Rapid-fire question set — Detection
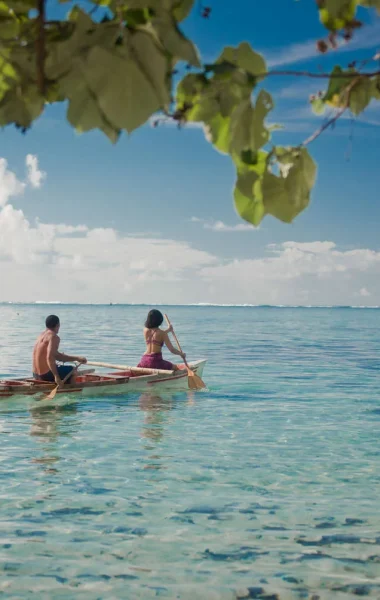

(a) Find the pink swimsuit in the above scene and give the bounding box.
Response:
[137,330,174,370]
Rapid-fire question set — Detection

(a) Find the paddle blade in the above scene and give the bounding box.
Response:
[45,385,58,400]
[188,373,206,390]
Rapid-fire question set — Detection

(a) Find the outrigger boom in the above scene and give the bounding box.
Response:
[0,360,207,400]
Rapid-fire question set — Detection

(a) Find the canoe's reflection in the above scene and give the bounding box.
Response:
[139,392,173,443]
[139,391,195,471]
[29,404,79,474]
[139,391,195,439]
[27,391,196,473]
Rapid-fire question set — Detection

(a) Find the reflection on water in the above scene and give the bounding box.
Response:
[139,392,197,471]
[139,392,173,443]
[29,405,79,474]
[1,305,380,599]
[30,404,78,440]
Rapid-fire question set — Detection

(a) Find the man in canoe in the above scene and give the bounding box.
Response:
[32,315,87,386]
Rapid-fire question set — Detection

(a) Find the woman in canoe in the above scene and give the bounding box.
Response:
[137,309,185,371]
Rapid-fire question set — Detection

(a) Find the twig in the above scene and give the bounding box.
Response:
[345,115,355,162]
[265,69,380,80]
[301,76,360,146]
[36,0,46,95]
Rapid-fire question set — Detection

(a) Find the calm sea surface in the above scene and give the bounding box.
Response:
[0,305,379,599]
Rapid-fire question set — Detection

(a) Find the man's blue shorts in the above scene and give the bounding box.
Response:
[33,365,74,383]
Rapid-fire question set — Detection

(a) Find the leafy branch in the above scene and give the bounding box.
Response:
[0,0,379,228]
[265,68,380,79]
[36,0,46,94]
[302,76,361,145]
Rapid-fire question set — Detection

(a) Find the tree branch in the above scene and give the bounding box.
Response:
[36,0,46,95]
[301,76,360,146]
[265,69,380,79]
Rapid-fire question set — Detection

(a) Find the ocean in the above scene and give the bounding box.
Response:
[0,304,379,599]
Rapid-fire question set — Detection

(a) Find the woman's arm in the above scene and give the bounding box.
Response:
[163,332,185,358]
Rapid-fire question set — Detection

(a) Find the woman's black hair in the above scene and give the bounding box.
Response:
[145,309,164,329]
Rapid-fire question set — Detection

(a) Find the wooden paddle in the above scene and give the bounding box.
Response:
[87,361,174,375]
[45,365,77,401]
[164,314,206,390]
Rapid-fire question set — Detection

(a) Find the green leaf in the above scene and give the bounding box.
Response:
[229,99,252,154]
[0,85,44,129]
[83,42,169,133]
[324,66,354,104]
[233,148,268,176]
[311,96,326,115]
[1,0,35,14]
[240,149,258,165]
[204,113,231,154]
[251,90,273,148]
[319,0,356,30]
[358,0,380,15]
[324,0,356,19]
[0,14,19,39]
[349,78,372,115]
[176,74,218,122]
[217,42,266,78]
[150,9,200,67]
[371,75,380,100]
[128,29,172,108]
[284,149,316,210]
[59,62,120,143]
[176,73,208,104]
[261,172,291,222]
[173,0,195,21]
[262,147,317,223]
[0,51,18,102]
[268,123,284,131]
[45,10,111,79]
[125,8,151,26]
[234,170,264,226]
[235,42,266,77]
[229,90,273,155]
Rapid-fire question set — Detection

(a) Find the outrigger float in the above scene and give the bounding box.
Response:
[0,360,207,400]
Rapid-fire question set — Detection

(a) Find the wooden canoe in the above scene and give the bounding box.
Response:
[0,360,207,400]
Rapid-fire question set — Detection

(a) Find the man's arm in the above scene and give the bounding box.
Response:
[56,350,86,363]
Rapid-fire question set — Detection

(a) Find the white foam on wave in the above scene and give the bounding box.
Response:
[0,302,379,308]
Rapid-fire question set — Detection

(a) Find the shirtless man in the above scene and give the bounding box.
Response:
[32,315,87,386]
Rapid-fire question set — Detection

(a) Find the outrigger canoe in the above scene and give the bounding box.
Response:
[0,360,207,399]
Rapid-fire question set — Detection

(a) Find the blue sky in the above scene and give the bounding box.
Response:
[1,0,380,304]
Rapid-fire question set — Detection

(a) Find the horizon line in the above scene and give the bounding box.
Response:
[1,302,379,309]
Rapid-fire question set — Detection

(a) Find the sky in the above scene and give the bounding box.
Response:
[1,0,380,305]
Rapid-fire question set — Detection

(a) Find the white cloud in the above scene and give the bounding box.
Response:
[0,158,25,207]
[0,154,46,209]
[277,81,321,100]
[54,224,89,234]
[199,242,380,305]
[191,217,256,232]
[280,241,336,253]
[265,21,380,68]
[205,220,255,232]
[1,155,380,306]
[25,154,46,188]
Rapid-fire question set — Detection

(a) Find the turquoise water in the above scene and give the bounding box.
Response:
[0,305,380,599]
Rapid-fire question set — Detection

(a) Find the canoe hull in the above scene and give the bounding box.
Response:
[0,360,207,400]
